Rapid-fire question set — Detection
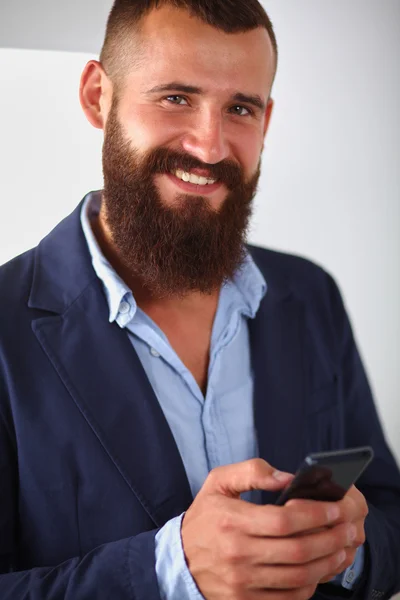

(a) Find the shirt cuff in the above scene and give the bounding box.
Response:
[330,544,365,590]
[155,512,205,600]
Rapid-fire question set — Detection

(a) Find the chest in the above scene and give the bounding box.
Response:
[159,320,212,393]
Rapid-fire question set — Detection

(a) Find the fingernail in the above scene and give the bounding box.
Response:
[348,525,357,543]
[272,470,293,481]
[327,505,340,522]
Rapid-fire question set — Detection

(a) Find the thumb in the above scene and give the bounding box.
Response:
[202,458,294,499]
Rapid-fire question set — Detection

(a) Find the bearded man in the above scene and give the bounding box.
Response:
[0,1,399,599]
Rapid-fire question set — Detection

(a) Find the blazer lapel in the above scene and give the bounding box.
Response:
[249,284,308,504]
[29,195,192,528]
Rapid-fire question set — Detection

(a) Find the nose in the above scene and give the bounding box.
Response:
[181,109,230,165]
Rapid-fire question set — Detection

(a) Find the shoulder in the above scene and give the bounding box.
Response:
[247,244,336,296]
[247,244,347,336]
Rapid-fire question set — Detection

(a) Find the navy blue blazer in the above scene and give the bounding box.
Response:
[0,200,399,600]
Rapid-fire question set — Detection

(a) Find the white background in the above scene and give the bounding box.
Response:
[0,1,399,595]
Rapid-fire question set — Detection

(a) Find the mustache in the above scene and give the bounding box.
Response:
[144,147,244,191]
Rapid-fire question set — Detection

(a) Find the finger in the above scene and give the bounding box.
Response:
[284,489,367,531]
[318,547,357,583]
[338,486,369,523]
[248,549,348,589]
[245,522,358,566]
[202,459,293,499]
[284,494,367,543]
[243,585,318,600]
[238,585,318,600]
[243,500,342,538]
[344,518,365,549]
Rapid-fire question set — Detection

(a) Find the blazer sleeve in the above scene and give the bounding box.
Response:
[315,273,400,600]
[0,405,162,600]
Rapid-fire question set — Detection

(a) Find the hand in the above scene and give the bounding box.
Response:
[181,459,359,600]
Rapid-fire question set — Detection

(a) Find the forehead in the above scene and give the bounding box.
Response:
[125,5,275,97]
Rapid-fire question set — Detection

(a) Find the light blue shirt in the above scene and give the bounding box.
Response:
[81,190,363,598]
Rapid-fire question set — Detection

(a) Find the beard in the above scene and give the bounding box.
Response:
[101,98,261,298]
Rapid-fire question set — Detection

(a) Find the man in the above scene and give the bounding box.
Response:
[0,1,399,598]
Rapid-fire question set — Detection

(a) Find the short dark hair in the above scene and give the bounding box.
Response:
[100,0,278,93]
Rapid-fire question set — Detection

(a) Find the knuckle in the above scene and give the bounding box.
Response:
[218,512,235,533]
[207,466,221,484]
[223,539,243,564]
[247,458,265,478]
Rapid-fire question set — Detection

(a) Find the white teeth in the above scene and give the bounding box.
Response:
[188,173,201,185]
[173,169,217,185]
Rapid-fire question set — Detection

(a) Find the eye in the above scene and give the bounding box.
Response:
[230,105,252,117]
[165,95,188,106]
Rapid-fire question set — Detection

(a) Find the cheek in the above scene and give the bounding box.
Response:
[232,131,263,176]
[120,106,177,151]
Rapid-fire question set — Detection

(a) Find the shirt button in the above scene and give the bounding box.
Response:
[150,347,160,358]
[119,301,130,315]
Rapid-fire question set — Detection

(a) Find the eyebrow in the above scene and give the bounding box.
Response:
[146,82,266,112]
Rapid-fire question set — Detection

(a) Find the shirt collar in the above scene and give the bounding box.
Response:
[80,191,134,324]
[80,190,267,324]
[230,253,267,319]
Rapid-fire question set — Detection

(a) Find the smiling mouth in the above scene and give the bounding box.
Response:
[170,168,218,186]
[164,171,223,196]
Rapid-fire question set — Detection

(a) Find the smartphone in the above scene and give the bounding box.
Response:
[275,446,374,506]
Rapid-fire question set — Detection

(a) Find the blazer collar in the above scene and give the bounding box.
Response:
[28,194,99,313]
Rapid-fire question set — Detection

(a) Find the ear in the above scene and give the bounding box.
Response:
[79,60,112,130]
[263,97,274,139]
